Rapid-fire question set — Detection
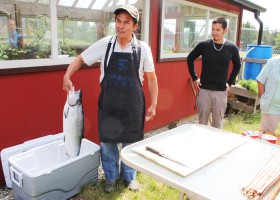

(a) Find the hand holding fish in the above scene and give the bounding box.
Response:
[63,55,85,93]
[63,75,73,93]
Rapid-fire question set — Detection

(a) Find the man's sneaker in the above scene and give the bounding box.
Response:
[127,180,140,192]
[104,180,116,193]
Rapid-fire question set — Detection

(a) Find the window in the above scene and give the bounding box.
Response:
[0,0,51,60]
[159,0,238,60]
[0,0,149,68]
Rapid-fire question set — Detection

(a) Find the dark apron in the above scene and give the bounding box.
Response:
[98,37,145,143]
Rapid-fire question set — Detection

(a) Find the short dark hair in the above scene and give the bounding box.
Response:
[212,17,227,29]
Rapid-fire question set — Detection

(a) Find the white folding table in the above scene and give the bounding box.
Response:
[121,124,280,200]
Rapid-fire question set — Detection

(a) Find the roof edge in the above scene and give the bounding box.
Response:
[232,0,266,13]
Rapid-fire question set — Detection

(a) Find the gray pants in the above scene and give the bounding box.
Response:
[260,113,280,133]
[196,89,227,129]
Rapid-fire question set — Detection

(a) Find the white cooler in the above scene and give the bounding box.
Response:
[1,134,100,200]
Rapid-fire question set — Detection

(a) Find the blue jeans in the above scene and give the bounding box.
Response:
[100,142,136,183]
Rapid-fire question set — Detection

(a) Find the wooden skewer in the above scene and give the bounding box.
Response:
[257,170,280,194]
[253,177,280,200]
[245,154,280,189]
[250,166,274,190]
[247,161,278,191]
[267,180,280,200]
[255,167,280,192]
[257,168,280,193]
[243,153,280,198]
[256,163,280,192]
[255,167,280,195]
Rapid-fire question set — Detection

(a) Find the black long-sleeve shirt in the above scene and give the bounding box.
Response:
[187,39,241,91]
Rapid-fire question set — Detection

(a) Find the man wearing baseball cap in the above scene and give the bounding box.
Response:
[63,4,158,193]
[114,4,140,23]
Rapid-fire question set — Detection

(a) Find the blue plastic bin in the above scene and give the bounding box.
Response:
[243,45,272,80]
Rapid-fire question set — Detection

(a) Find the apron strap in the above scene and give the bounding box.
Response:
[103,36,142,86]
[133,40,141,67]
[104,36,114,74]
[132,39,142,86]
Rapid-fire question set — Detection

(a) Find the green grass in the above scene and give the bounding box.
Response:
[73,173,182,200]
[223,111,279,134]
[223,111,262,134]
[73,111,279,200]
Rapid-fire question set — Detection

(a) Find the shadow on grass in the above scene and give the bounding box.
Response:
[72,173,184,200]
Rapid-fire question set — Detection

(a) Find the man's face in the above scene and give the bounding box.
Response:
[211,23,227,42]
[9,21,16,31]
[115,12,138,39]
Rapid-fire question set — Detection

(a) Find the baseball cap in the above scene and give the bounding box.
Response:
[114,4,139,22]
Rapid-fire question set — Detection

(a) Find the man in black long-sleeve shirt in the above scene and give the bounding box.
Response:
[187,16,241,128]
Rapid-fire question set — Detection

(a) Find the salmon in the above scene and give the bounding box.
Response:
[63,87,84,158]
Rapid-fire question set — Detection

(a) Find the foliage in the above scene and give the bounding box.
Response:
[242,21,256,29]
[241,22,280,55]
[241,22,257,50]
[237,79,258,95]
[0,44,8,60]
[274,32,280,54]
[23,16,51,59]
[0,16,77,60]
[262,29,275,47]
[59,41,77,57]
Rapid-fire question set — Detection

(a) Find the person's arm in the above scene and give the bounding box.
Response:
[145,71,158,121]
[257,81,265,97]
[256,59,272,98]
[63,55,84,92]
[227,45,241,86]
[9,31,18,48]
[187,43,203,82]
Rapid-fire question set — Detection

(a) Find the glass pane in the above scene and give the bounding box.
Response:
[0,0,51,60]
[162,1,207,55]
[75,0,92,9]
[57,0,75,7]
[91,0,107,10]
[160,0,238,59]
[57,19,96,56]
[184,7,207,52]
[209,12,237,43]
[57,0,145,56]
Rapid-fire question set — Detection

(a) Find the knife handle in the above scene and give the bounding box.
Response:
[146,146,163,156]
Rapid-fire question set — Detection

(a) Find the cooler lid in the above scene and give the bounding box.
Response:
[0,133,64,188]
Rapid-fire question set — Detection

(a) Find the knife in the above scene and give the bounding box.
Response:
[146,145,189,168]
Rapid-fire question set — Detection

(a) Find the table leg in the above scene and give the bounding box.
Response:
[179,192,184,200]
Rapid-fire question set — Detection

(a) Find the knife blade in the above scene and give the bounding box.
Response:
[146,145,189,168]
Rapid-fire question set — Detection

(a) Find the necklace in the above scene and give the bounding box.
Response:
[212,39,226,51]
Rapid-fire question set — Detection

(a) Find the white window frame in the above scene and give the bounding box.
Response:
[159,0,238,60]
[0,0,150,69]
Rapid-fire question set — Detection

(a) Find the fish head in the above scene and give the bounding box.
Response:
[68,87,82,106]
[75,90,82,105]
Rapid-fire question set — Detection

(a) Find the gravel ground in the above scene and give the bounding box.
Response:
[0,115,198,200]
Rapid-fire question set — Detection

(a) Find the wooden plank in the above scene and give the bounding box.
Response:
[229,85,258,99]
[228,99,254,113]
[238,58,267,80]
[227,99,259,114]
[243,58,268,64]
